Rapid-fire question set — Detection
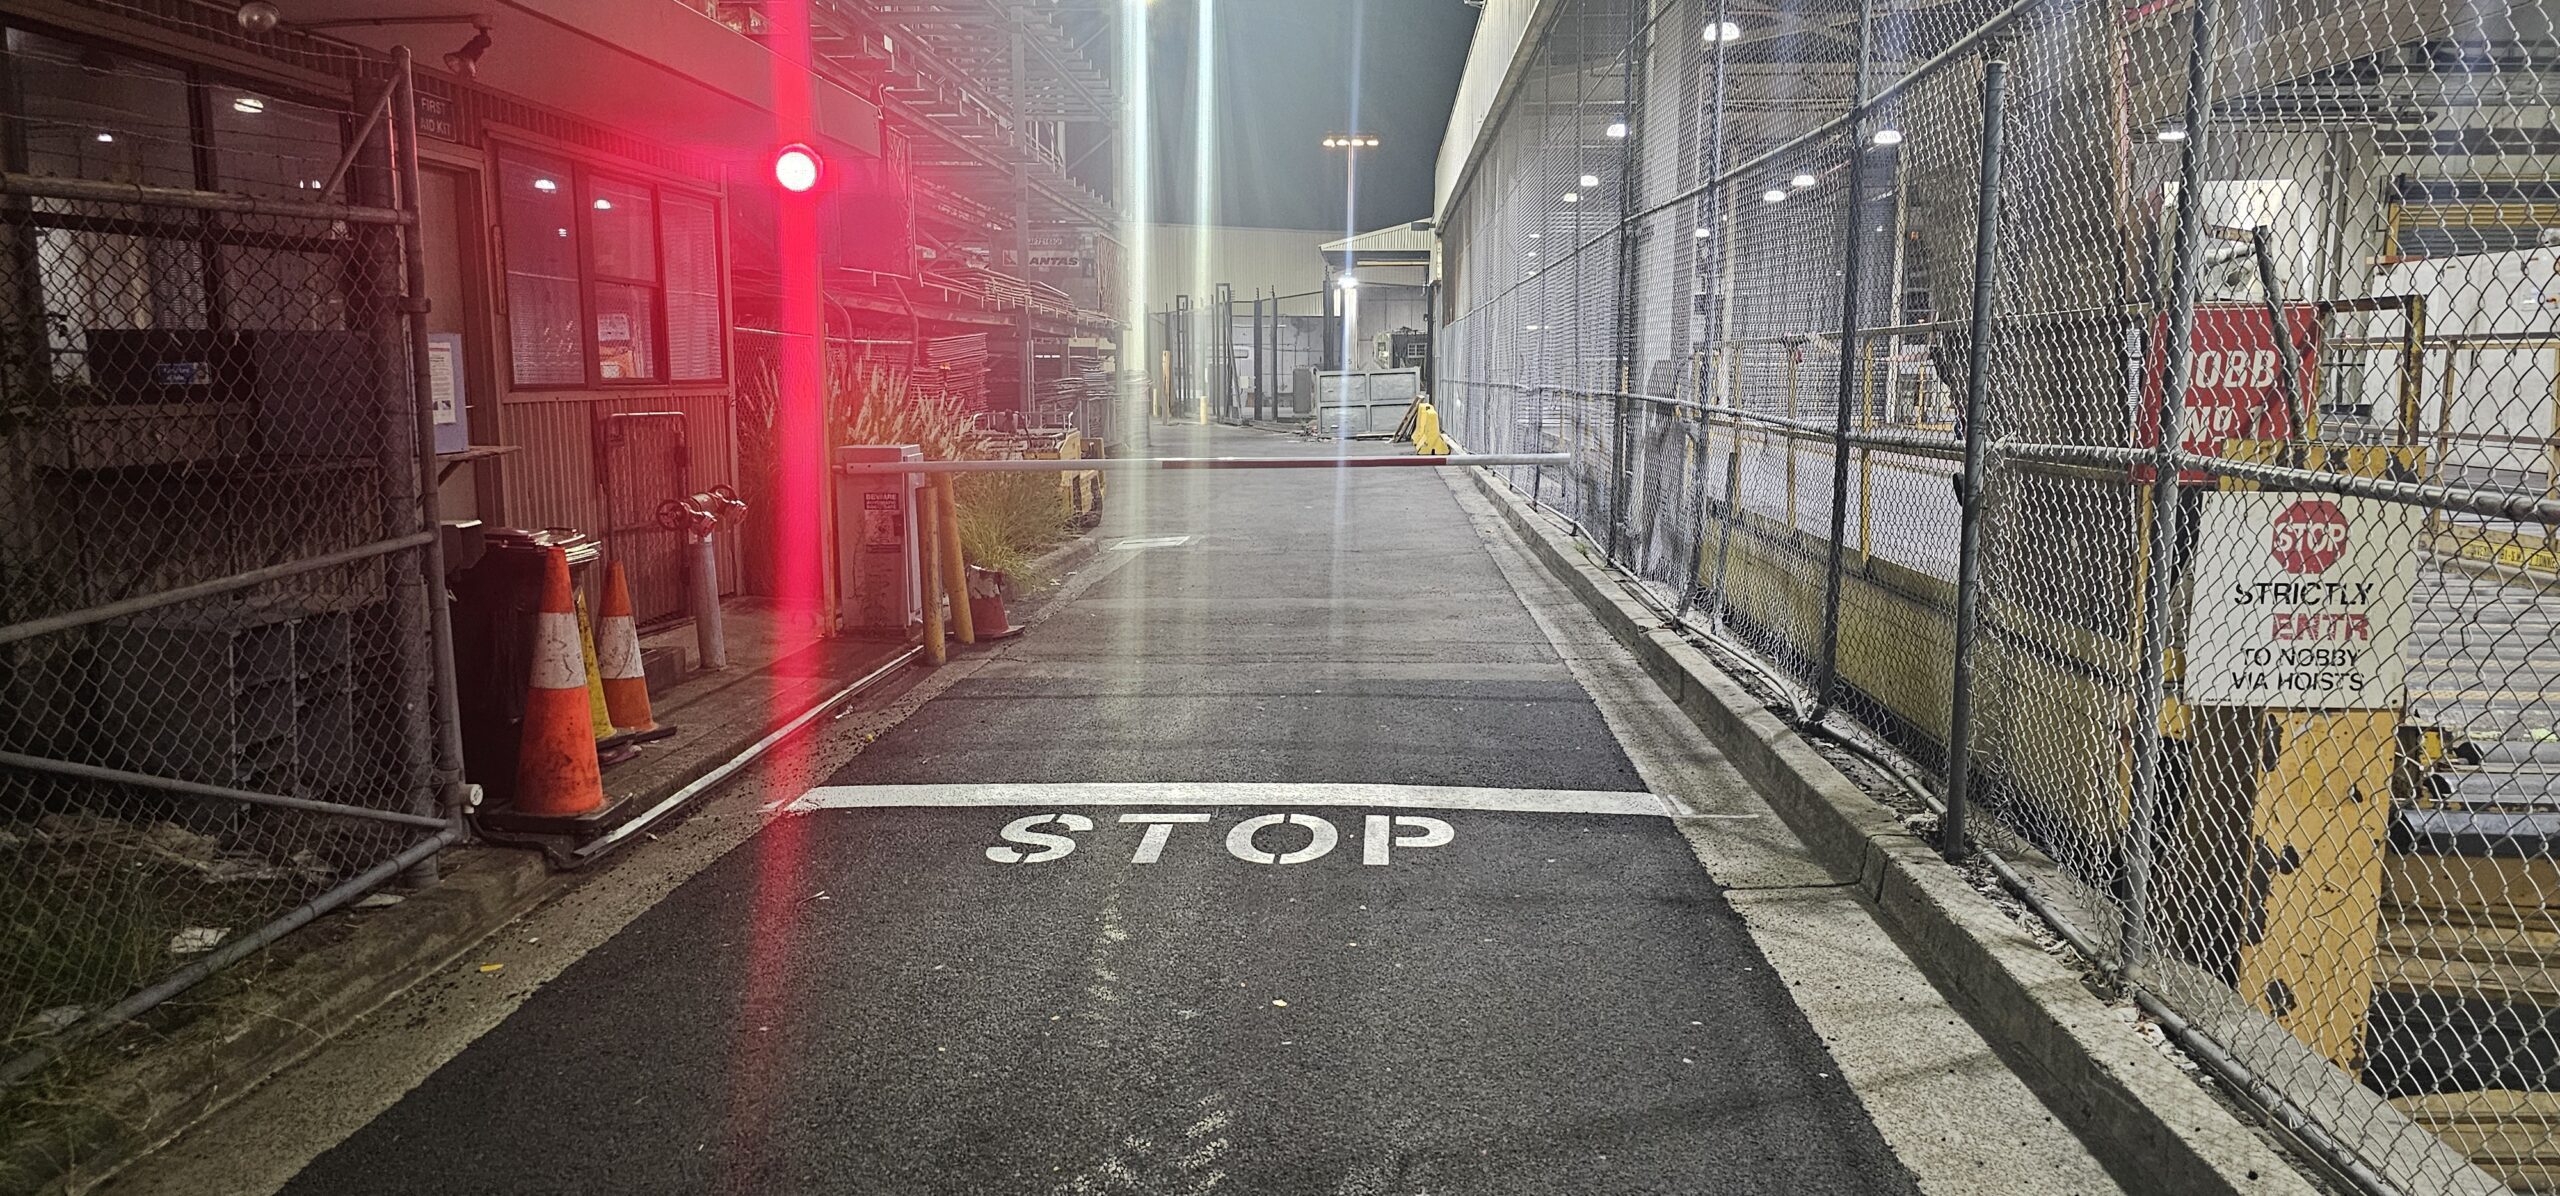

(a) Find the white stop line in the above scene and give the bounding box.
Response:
[782,782,1669,818]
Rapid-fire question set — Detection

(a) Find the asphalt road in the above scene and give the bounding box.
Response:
[274,426,1928,1194]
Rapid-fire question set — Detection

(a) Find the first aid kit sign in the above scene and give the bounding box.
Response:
[2185,492,2419,708]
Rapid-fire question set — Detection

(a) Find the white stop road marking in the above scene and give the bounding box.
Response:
[784,782,1670,818]
[984,810,1457,866]
[784,783,1664,868]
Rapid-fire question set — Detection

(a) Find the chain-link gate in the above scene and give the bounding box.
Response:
[1439,0,2560,1190]
[0,42,462,1085]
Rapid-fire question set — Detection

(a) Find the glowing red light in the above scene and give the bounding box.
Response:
[773,144,822,193]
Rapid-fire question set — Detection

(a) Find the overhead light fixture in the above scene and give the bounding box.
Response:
[231,95,265,114]
[1871,127,1904,146]
[1337,274,1360,290]
[1579,173,1599,188]
[1703,20,1742,42]
[593,198,614,210]
[444,24,493,78]
[1792,172,1817,188]
[1606,121,1628,139]
[94,131,114,143]
[1323,137,1339,148]
[532,177,558,193]
[1527,232,1541,239]
[1762,188,1787,203]
[1694,227,1710,238]
[2155,127,2188,142]
[1563,192,1580,203]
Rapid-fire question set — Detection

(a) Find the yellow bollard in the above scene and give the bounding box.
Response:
[1412,400,1452,456]
[934,475,975,645]
[917,478,946,667]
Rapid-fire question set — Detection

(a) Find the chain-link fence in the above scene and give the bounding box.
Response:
[0,41,462,1087]
[1439,0,2559,1190]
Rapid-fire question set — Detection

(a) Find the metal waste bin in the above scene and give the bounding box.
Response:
[449,529,600,809]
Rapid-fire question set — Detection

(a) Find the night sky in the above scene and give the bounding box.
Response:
[1145,0,1480,233]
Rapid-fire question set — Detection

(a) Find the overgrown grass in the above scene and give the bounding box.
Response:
[954,471,1073,578]
[738,359,1083,583]
[0,855,168,1052]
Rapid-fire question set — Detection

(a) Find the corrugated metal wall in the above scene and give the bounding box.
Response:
[1142,225,1333,310]
[497,392,743,614]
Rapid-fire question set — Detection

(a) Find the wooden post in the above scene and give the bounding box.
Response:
[918,477,946,666]
[935,475,975,644]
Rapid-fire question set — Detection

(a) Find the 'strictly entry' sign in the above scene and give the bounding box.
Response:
[2185,492,2419,709]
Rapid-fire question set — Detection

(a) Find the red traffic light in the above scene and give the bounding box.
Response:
[773,144,822,193]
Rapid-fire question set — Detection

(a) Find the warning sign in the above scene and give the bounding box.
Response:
[862,490,905,553]
[2134,304,2322,485]
[2185,492,2419,709]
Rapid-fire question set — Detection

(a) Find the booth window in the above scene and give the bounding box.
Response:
[662,194,722,381]
[497,146,723,388]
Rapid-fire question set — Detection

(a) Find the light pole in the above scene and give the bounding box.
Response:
[1321,134,1379,372]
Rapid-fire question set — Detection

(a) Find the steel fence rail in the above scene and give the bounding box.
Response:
[0,751,454,831]
[0,532,436,648]
[0,826,465,1087]
[832,452,1571,473]
[1996,443,2560,526]
[0,171,415,225]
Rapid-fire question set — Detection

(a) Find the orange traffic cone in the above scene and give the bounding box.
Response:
[513,547,605,818]
[966,565,1025,641]
[596,561,668,739]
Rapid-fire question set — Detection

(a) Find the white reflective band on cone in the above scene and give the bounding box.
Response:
[529,611,588,690]
[597,615,645,680]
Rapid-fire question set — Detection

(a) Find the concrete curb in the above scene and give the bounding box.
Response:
[1459,466,2325,1196]
[1018,526,1105,595]
[8,530,1117,1195]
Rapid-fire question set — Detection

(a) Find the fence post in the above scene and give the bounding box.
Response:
[1810,0,1876,723]
[1680,0,1736,621]
[391,50,468,837]
[1941,58,2010,863]
[1708,351,1745,623]
[1605,3,1648,567]
[2125,0,2221,975]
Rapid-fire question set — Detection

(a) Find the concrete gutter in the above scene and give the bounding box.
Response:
[6,528,1104,1195]
[1459,464,2328,1196]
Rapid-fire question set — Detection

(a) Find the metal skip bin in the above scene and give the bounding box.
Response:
[834,445,924,637]
[1313,368,1422,439]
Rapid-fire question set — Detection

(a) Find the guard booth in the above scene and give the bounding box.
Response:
[833,445,926,637]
